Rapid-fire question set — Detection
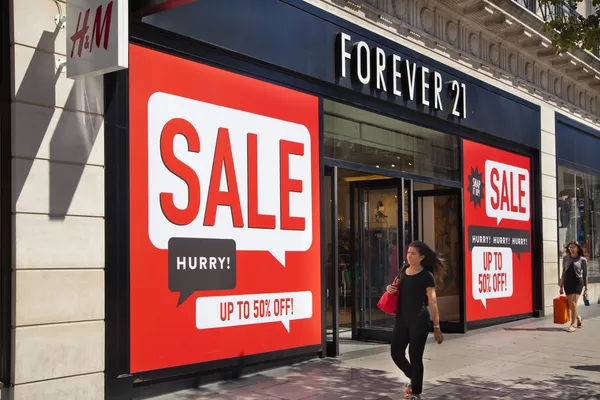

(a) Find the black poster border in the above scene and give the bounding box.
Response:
[460,139,543,328]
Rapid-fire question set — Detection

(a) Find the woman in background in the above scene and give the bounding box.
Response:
[559,241,588,333]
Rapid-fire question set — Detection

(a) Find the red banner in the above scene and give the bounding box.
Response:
[129,44,322,372]
[462,140,533,322]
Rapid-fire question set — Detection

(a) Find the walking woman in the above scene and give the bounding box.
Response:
[559,241,588,333]
[386,241,445,399]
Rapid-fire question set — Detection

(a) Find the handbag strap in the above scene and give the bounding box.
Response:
[394,264,408,286]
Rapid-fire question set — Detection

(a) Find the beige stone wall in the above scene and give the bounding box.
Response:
[539,106,559,316]
[10,0,105,398]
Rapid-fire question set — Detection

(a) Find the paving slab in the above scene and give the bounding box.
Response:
[141,304,600,400]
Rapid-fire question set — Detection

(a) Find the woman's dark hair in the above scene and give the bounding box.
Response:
[564,241,585,257]
[408,241,447,286]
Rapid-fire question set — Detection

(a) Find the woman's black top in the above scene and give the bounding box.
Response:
[562,255,587,295]
[396,267,435,322]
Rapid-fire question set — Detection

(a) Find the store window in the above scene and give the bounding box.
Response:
[324,100,460,182]
[557,166,600,278]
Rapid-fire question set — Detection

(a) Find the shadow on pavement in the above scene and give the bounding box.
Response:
[570,365,600,373]
[146,359,600,400]
[503,327,567,332]
[429,373,600,399]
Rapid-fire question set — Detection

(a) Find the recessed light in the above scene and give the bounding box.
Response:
[391,164,395,167]
[376,165,380,168]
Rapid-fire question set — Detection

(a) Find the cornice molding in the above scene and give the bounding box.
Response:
[313,0,600,125]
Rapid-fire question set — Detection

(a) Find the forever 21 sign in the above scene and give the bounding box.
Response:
[336,33,467,119]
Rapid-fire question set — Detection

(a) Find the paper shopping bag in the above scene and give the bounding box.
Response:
[553,296,569,324]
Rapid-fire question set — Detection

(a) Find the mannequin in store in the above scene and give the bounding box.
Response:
[557,190,571,229]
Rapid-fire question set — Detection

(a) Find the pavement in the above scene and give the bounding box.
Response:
[145,305,600,399]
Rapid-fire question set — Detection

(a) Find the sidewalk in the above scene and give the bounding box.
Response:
[146,305,600,400]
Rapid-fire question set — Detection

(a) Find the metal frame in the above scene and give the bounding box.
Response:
[413,188,466,333]
[349,179,402,341]
[0,0,11,391]
[325,158,462,189]
[319,98,327,358]
[324,166,340,356]
[105,70,134,399]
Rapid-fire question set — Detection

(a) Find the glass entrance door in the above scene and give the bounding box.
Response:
[413,188,465,333]
[351,179,403,341]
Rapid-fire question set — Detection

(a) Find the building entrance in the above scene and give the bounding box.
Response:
[325,168,464,355]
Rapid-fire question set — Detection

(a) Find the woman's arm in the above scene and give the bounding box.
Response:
[427,287,440,327]
[427,287,443,344]
[582,258,588,290]
[559,257,567,287]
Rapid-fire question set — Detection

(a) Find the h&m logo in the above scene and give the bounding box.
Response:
[70,1,113,59]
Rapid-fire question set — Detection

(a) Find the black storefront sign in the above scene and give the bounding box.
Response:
[142,0,540,149]
[336,32,467,119]
[556,113,600,175]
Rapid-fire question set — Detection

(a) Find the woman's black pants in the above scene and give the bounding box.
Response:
[390,313,430,395]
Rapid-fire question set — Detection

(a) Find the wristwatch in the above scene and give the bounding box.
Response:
[433,324,440,330]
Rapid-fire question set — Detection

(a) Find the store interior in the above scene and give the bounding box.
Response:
[322,99,462,344]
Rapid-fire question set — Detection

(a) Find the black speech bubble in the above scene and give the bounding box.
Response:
[467,226,530,259]
[168,237,236,307]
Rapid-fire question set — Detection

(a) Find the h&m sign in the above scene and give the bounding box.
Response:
[66,0,128,78]
[336,32,467,119]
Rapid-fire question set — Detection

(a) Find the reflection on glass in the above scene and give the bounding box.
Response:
[557,166,600,278]
[360,187,399,329]
[332,170,389,331]
[323,100,460,182]
[414,185,460,322]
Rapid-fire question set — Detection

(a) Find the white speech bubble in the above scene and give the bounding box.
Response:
[485,160,530,225]
[147,92,313,266]
[471,246,513,309]
[195,291,313,332]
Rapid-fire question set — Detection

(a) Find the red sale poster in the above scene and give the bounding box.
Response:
[462,140,533,322]
[129,44,321,373]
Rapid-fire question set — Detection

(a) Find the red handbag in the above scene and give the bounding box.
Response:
[377,266,406,315]
[377,281,398,315]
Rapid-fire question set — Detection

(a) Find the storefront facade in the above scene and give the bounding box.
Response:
[5,0,600,398]
[555,114,600,299]
[104,0,543,396]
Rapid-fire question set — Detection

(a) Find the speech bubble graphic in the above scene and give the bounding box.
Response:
[147,92,313,267]
[168,237,236,306]
[485,160,530,225]
[471,246,513,309]
[195,291,313,332]
[468,226,530,259]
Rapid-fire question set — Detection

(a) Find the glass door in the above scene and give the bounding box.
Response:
[351,179,403,341]
[413,188,465,333]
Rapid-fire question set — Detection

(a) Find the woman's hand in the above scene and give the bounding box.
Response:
[386,284,397,294]
[434,327,444,344]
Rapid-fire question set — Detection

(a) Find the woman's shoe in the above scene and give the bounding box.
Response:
[403,383,412,398]
[577,316,583,328]
[567,325,576,332]
[408,395,421,400]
